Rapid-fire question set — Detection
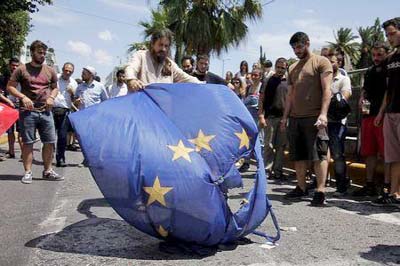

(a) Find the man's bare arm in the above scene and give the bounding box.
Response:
[7,80,34,110]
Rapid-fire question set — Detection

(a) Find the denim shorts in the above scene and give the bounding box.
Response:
[20,110,56,144]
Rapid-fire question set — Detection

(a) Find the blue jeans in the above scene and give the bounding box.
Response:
[328,122,349,192]
[53,108,70,163]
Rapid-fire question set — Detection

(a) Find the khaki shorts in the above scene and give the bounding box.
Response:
[383,113,400,163]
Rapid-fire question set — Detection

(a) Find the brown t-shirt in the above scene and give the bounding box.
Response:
[10,63,58,104]
[288,53,332,118]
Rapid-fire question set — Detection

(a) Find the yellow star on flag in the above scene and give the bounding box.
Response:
[189,129,216,152]
[157,225,168,238]
[167,140,195,162]
[235,128,250,149]
[143,176,173,206]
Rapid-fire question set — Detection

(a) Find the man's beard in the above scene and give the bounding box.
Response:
[196,68,206,75]
[151,50,167,63]
[183,68,193,74]
[33,56,45,65]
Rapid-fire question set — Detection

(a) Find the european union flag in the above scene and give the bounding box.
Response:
[69,83,279,246]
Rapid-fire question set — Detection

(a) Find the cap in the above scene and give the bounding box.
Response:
[83,66,96,76]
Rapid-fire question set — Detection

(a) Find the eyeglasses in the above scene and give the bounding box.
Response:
[233,81,240,84]
[251,74,260,77]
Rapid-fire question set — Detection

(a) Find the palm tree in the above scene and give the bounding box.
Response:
[328,27,360,69]
[357,18,385,68]
[357,26,374,68]
[131,0,263,64]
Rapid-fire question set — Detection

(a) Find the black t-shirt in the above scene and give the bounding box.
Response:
[362,64,387,116]
[385,51,400,113]
[192,72,227,85]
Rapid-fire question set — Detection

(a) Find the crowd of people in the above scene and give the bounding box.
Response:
[0,17,399,208]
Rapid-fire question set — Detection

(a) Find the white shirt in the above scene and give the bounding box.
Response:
[331,72,352,124]
[125,50,200,84]
[108,82,128,98]
[55,74,78,109]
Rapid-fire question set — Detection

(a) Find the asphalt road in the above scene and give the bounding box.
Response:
[0,144,399,266]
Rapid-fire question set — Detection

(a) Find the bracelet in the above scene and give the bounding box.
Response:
[49,95,56,100]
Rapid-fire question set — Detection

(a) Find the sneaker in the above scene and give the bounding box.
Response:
[311,191,326,206]
[42,169,64,181]
[21,171,33,184]
[285,186,308,199]
[371,194,398,207]
[352,184,377,197]
[238,163,250,173]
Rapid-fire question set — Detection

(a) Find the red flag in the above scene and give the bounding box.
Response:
[0,103,19,135]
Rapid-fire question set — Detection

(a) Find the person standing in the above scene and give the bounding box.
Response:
[0,57,22,159]
[108,69,128,98]
[259,58,288,180]
[181,55,195,75]
[53,62,78,167]
[192,54,227,85]
[353,42,390,198]
[281,32,333,206]
[75,66,108,110]
[326,55,352,196]
[7,40,63,184]
[239,67,263,172]
[372,17,400,206]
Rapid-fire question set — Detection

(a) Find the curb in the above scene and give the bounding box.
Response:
[0,134,7,145]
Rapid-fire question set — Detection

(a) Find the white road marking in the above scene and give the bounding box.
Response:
[38,199,68,234]
[337,208,400,226]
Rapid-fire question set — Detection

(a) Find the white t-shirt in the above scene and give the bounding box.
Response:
[331,72,352,124]
[108,82,128,98]
[55,74,78,109]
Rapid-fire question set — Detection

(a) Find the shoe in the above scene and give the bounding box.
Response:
[42,169,64,181]
[307,181,317,190]
[285,186,308,199]
[56,161,67,167]
[311,191,326,206]
[352,183,377,197]
[21,171,33,184]
[66,144,79,151]
[238,163,250,173]
[371,194,399,207]
[332,190,348,198]
[0,155,6,161]
[78,159,89,168]
[5,152,15,159]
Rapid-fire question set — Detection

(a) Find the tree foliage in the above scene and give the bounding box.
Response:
[132,0,263,64]
[328,27,360,68]
[329,18,387,70]
[0,0,52,14]
[356,18,385,68]
[0,0,52,71]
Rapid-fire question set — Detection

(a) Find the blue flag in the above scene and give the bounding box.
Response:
[69,83,279,246]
